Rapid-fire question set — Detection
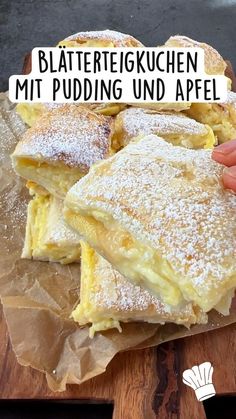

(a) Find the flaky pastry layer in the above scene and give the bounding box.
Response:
[16,103,127,128]
[72,242,207,336]
[64,135,236,312]
[185,91,236,143]
[113,107,216,150]
[58,29,144,48]
[12,105,113,198]
[23,194,81,264]
[163,35,227,76]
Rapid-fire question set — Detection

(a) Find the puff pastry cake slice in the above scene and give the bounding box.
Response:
[17,29,139,127]
[163,35,227,76]
[60,30,190,113]
[16,102,127,128]
[22,194,81,264]
[58,29,144,48]
[12,105,113,198]
[185,91,236,143]
[64,135,236,312]
[113,107,216,150]
[72,241,207,336]
[16,103,48,127]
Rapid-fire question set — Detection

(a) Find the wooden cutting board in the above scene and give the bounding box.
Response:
[0,55,235,419]
[0,304,235,419]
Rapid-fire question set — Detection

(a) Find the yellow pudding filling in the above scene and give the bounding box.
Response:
[13,158,84,198]
[26,181,49,196]
[16,102,126,127]
[88,103,126,116]
[16,103,46,127]
[72,242,206,337]
[72,242,122,336]
[64,206,236,313]
[113,109,216,150]
[185,100,236,143]
[23,194,81,264]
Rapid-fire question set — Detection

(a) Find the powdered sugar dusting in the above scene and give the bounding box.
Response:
[164,35,226,75]
[225,90,236,105]
[121,107,207,140]
[46,197,81,244]
[64,29,143,46]
[14,105,112,170]
[92,252,197,319]
[69,135,236,296]
[0,108,26,162]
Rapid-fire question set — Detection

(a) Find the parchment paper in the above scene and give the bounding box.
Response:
[0,92,235,392]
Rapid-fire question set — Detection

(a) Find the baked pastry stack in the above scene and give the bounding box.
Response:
[73,241,207,336]
[162,35,236,143]
[16,29,143,127]
[12,104,113,264]
[113,107,215,150]
[12,31,236,336]
[185,91,236,143]
[64,135,236,334]
[12,105,113,198]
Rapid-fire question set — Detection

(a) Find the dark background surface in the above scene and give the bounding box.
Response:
[0,0,236,91]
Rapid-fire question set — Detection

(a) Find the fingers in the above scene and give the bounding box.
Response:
[212,139,236,166]
[211,139,236,191]
[222,166,236,192]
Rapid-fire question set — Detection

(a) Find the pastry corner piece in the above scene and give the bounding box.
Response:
[58,29,144,48]
[113,107,216,150]
[11,105,114,198]
[72,242,207,337]
[16,29,141,127]
[64,135,236,313]
[23,194,81,264]
[185,91,236,144]
[163,35,227,76]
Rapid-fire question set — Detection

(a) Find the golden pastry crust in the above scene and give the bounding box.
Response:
[64,135,236,313]
[72,241,207,336]
[58,29,144,47]
[113,107,216,150]
[16,103,46,127]
[13,105,112,169]
[163,35,227,75]
[26,181,49,196]
[82,103,127,116]
[17,30,139,127]
[129,102,191,112]
[12,105,114,197]
[185,91,236,143]
[23,194,81,264]
[16,102,127,127]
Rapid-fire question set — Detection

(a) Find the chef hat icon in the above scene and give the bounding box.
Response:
[182,362,216,401]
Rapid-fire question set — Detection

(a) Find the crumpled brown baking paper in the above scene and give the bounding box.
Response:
[0,92,235,392]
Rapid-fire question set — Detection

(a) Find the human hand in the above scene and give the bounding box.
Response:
[212,140,236,192]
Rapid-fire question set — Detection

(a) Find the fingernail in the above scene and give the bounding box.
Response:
[214,139,236,155]
[223,166,236,178]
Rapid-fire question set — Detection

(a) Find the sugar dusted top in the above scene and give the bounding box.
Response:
[68,135,236,294]
[120,107,208,138]
[224,91,236,105]
[46,197,81,245]
[92,251,198,320]
[63,29,143,47]
[164,35,226,75]
[13,105,112,170]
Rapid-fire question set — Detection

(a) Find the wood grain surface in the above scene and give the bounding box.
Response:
[0,305,235,419]
[0,55,235,419]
